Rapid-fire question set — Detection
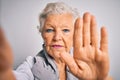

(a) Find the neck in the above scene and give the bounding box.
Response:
[55,59,66,80]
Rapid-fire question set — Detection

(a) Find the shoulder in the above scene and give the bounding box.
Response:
[34,50,48,63]
[15,56,35,70]
[25,56,35,68]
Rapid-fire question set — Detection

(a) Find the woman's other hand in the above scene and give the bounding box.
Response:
[0,27,15,80]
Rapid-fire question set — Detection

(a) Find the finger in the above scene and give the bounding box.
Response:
[100,27,108,53]
[73,18,83,49]
[91,15,98,47]
[60,52,82,76]
[83,12,91,46]
[0,27,6,45]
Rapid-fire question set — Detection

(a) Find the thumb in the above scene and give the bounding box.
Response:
[60,52,82,77]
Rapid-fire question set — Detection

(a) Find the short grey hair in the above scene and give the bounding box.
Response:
[38,2,79,32]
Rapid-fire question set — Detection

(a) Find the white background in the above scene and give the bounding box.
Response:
[0,0,120,79]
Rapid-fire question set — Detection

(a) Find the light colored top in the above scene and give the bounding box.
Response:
[13,46,78,80]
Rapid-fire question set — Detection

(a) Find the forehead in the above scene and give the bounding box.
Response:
[44,13,74,27]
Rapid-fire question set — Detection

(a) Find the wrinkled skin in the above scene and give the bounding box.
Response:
[42,12,110,80]
[42,13,74,61]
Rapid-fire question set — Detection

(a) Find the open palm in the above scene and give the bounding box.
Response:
[61,12,109,80]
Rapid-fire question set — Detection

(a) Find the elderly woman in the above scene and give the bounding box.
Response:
[0,2,111,80]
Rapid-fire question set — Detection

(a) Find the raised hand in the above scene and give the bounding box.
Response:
[61,12,110,80]
[0,27,15,80]
[0,27,13,72]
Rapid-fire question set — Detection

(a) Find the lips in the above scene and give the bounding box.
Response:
[51,45,63,48]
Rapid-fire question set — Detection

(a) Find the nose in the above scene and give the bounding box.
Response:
[53,31,62,41]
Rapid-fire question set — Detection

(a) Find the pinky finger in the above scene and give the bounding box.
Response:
[100,27,108,53]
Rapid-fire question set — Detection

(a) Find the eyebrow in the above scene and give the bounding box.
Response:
[45,23,71,28]
[45,23,54,28]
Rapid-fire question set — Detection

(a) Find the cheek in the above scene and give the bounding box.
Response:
[67,38,73,48]
[42,35,52,56]
[42,34,53,45]
[64,34,73,52]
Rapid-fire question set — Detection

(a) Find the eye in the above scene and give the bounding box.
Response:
[45,29,54,33]
[62,29,70,33]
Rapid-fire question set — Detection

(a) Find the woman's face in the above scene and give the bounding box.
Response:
[42,13,74,59]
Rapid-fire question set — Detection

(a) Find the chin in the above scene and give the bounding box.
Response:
[51,50,62,59]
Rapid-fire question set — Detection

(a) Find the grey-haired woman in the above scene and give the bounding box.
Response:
[0,2,111,80]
